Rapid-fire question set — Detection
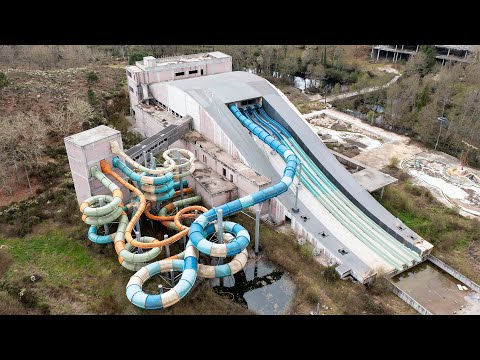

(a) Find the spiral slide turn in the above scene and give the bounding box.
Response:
[79,146,203,270]
[80,106,299,310]
[123,104,298,309]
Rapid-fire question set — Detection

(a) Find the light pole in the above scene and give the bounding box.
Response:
[435,116,448,151]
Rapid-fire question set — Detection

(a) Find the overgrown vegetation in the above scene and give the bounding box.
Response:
[375,167,480,282]
[229,212,414,315]
[0,71,8,89]
[335,51,480,168]
[128,51,150,65]
[85,69,98,83]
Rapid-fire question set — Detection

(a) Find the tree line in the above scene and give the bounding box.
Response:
[339,52,480,167]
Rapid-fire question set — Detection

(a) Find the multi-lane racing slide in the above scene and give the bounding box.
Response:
[239,105,421,271]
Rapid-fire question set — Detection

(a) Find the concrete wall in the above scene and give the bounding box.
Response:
[428,255,480,293]
[133,105,174,138]
[390,282,432,315]
[65,125,130,205]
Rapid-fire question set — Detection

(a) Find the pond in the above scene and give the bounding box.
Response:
[210,249,296,315]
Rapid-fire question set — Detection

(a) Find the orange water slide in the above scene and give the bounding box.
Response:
[100,160,206,251]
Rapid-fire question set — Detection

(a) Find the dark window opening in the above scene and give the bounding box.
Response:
[338,248,348,255]
[202,155,206,163]
[127,70,132,78]
[175,72,185,77]
[194,149,198,158]
[201,69,204,75]
[230,174,233,182]
[189,70,198,75]
[241,100,248,106]
[132,109,135,115]
[285,214,292,225]
[129,86,134,93]
[223,168,226,177]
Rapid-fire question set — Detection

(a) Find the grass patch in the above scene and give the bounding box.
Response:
[0,230,96,284]
[228,212,414,315]
[375,167,480,283]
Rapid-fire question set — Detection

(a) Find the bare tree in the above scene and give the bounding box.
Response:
[404,52,429,77]
[27,46,56,70]
[0,112,47,165]
[50,97,94,136]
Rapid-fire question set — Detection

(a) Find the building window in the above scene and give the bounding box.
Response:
[194,149,198,158]
[202,155,206,163]
[189,70,198,75]
[230,174,233,182]
[175,71,185,77]
[201,69,204,75]
[223,168,226,177]
[132,109,135,115]
[127,70,132,78]
[129,86,134,93]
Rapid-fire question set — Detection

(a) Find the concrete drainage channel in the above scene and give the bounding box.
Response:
[389,257,480,315]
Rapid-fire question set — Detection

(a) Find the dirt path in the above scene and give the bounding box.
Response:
[305,108,424,169]
[307,67,401,103]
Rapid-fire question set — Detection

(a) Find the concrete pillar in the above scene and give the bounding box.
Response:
[99,198,110,235]
[217,208,223,265]
[376,49,380,62]
[401,45,404,50]
[133,205,141,244]
[143,150,148,167]
[380,186,385,200]
[164,234,174,287]
[65,125,131,205]
[416,45,419,52]
[254,208,260,255]
[394,45,398,63]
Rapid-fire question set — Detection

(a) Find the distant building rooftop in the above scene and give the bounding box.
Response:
[131,52,231,71]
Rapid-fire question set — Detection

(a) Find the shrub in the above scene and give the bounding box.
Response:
[388,156,400,168]
[87,88,98,106]
[323,265,339,283]
[85,70,98,83]
[366,275,391,296]
[0,250,12,277]
[0,71,9,89]
[128,51,150,65]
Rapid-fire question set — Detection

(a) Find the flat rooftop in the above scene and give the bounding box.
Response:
[135,102,188,127]
[331,150,398,192]
[185,131,271,188]
[132,51,231,71]
[191,160,237,195]
[64,125,119,146]
[352,168,397,192]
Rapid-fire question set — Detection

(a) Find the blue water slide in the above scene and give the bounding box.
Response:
[187,104,298,258]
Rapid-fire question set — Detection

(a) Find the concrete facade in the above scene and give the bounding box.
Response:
[178,131,271,214]
[64,125,130,205]
[126,52,232,113]
[372,45,472,65]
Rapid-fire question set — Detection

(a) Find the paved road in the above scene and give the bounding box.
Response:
[307,75,401,103]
